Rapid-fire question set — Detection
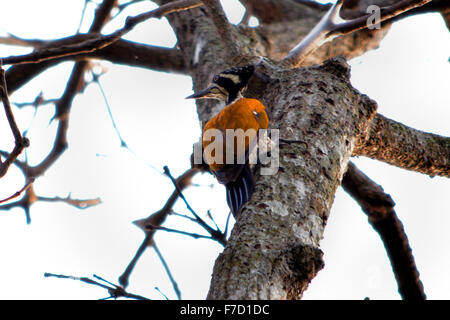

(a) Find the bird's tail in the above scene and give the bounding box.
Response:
[225,164,255,217]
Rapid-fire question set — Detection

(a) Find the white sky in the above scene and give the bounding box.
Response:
[0,1,449,300]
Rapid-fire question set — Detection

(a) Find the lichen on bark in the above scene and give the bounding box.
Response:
[207,57,378,299]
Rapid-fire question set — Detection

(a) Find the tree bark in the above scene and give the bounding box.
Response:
[151,0,442,299]
[207,56,378,299]
[3,0,441,299]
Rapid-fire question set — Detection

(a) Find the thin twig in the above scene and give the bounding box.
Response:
[0,178,34,204]
[0,0,114,224]
[37,194,102,209]
[0,66,29,178]
[223,211,232,239]
[163,165,226,246]
[147,224,216,241]
[91,71,163,175]
[207,209,221,231]
[13,93,58,109]
[0,33,46,48]
[120,167,200,288]
[77,0,92,33]
[154,286,170,300]
[1,0,202,66]
[172,211,198,223]
[113,0,148,19]
[153,241,181,300]
[44,272,150,300]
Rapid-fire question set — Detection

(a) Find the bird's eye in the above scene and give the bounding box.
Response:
[252,110,259,118]
[213,75,219,82]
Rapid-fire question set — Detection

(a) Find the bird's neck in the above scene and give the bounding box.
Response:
[227,91,243,104]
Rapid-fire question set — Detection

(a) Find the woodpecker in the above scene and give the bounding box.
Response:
[186,65,269,217]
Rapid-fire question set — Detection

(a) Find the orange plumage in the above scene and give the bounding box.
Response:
[186,65,269,216]
[202,98,269,173]
[201,98,269,216]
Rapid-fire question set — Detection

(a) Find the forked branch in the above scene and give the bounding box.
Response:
[120,167,200,288]
[44,272,150,300]
[282,0,432,67]
[202,0,241,59]
[1,0,202,66]
[0,66,29,178]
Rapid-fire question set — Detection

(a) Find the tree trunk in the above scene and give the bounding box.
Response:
[207,56,377,299]
[152,0,444,300]
[155,1,382,300]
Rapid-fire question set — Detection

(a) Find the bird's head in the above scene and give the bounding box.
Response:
[186,65,255,104]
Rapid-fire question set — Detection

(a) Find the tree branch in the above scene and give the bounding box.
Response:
[0,178,34,204]
[153,241,182,300]
[163,165,226,245]
[202,0,241,59]
[0,184,100,224]
[353,113,450,178]
[119,167,199,288]
[281,0,432,67]
[44,272,150,300]
[23,0,118,179]
[5,39,188,99]
[342,161,426,300]
[37,194,101,209]
[0,0,202,66]
[90,39,189,74]
[0,66,30,178]
[25,62,83,178]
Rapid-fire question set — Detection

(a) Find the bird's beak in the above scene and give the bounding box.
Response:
[185,87,215,99]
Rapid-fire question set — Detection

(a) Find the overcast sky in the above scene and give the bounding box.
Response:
[0,1,449,299]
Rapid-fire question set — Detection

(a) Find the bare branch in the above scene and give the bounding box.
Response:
[0,66,30,178]
[25,62,84,178]
[0,183,100,220]
[120,167,199,288]
[91,71,164,175]
[393,0,450,22]
[147,224,216,241]
[90,39,189,74]
[0,34,45,48]
[5,39,188,101]
[0,150,28,175]
[342,161,426,300]
[353,113,450,178]
[0,178,34,204]
[13,92,58,109]
[44,272,150,300]
[153,242,182,300]
[163,165,227,245]
[37,194,102,209]
[202,0,241,59]
[0,0,202,66]
[281,0,432,67]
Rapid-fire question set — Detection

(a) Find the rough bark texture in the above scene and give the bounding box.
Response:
[353,114,450,177]
[2,0,448,300]
[207,57,378,299]
[150,0,446,300]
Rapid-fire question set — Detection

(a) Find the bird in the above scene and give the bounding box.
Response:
[186,65,269,217]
